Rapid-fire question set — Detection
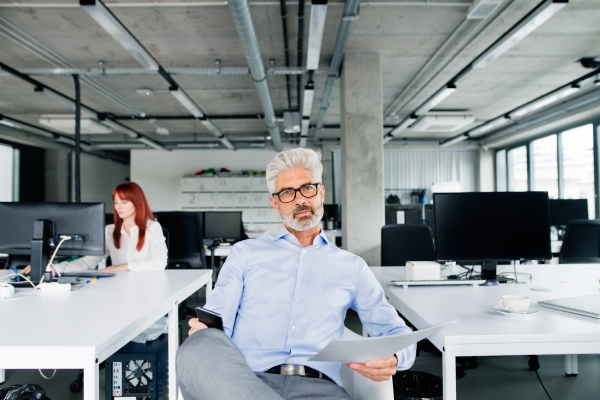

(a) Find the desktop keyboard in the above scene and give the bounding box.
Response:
[391,278,486,288]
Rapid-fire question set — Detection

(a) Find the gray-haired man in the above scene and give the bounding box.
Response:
[176,148,416,399]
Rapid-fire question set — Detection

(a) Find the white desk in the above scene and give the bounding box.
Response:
[0,270,212,400]
[371,265,600,400]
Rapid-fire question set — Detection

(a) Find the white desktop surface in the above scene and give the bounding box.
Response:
[0,270,212,400]
[371,265,600,400]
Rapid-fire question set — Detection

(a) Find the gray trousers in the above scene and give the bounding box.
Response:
[176,328,352,400]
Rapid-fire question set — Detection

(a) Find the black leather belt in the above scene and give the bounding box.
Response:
[265,364,334,383]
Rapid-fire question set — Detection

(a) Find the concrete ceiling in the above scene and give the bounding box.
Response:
[1,0,599,152]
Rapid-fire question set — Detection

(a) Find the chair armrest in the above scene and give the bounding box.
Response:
[340,327,394,400]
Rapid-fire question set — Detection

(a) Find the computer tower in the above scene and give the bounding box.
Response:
[105,334,168,400]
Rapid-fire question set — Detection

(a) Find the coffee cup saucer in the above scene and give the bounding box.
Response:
[491,306,540,316]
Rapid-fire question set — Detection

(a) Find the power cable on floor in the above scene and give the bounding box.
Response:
[534,368,553,400]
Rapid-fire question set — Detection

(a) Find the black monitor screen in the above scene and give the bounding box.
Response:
[0,202,105,256]
[434,192,551,261]
[204,211,243,241]
[549,199,588,226]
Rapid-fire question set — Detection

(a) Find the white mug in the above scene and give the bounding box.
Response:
[498,295,530,313]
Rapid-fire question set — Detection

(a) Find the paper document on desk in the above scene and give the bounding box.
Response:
[308,320,456,363]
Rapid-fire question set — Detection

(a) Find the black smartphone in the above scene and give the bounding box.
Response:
[195,307,224,331]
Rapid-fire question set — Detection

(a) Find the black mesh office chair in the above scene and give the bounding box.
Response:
[559,219,600,264]
[154,212,206,270]
[381,224,435,266]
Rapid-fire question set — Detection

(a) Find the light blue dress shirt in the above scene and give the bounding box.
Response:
[204,225,416,386]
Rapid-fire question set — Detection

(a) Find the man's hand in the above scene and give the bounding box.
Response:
[346,355,397,382]
[188,318,209,337]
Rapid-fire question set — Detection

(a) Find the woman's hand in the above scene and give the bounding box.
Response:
[188,318,208,336]
[102,264,129,272]
[22,265,57,275]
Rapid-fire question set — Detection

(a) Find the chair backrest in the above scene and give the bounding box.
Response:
[154,212,206,269]
[559,219,600,264]
[162,227,170,251]
[381,224,435,267]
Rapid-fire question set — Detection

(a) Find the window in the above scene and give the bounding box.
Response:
[531,135,558,199]
[562,124,595,218]
[496,150,507,191]
[507,146,528,192]
[0,144,13,202]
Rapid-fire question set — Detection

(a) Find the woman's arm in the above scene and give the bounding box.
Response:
[127,221,168,272]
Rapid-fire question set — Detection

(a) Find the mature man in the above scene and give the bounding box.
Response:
[176,148,416,399]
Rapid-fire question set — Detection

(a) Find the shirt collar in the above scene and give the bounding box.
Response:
[272,225,330,247]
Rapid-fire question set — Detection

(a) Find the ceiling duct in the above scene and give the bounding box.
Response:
[227,0,283,151]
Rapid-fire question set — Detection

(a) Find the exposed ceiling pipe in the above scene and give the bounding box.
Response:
[279,0,292,110]
[0,1,473,8]
[312,0,360,143]
[227,0,283,151]
[297,0,306,110]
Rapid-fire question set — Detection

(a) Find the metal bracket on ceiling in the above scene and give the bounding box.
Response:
[215,60,221,76]
[98,60,105,75]
[342,3,359,21]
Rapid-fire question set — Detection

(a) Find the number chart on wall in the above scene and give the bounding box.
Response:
[181,175,282,235]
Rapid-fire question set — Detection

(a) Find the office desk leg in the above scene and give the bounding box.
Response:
[564,354,578,375]
[168,303,180,400]
[0,368,5,384]
[443,347,457,400]
[83,358,99,400]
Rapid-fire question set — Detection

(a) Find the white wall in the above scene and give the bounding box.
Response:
[78,152,130,211]
[131,149,280,211]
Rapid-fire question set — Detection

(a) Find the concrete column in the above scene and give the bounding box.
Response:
[320,146,334,204]
[44,149,71,202]
[340,53,384,265]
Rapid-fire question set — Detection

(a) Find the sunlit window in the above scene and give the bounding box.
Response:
[507,146,528,192]
[562,124,595,218]
[0,144,13,202]
[531,135,558,199]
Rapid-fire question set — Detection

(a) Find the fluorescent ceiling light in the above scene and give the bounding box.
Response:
[220,136,236,150]
[136,89,154,96]
[467,0,502,20]
[302,83,315,117]
[510,84,579,118]
[414,84,456,116]
[283,112,301,133]
[55,136,94,151]
[473,0,568,69]
[469,115,511,136]
[306,0,328,70]
[410,114,475,133]
[0,119,19,129]
[200,119,223,137]
[39,115,113,134]
[94,143,147,150]
[299,118,310,148]
[0,117,56,139]
[36,88,97,118]
[176,143,220,149]
[80,0,159,71]
[170,88,205,118]
[440,133,469,148]
[138,135,167,151]
[388,116,418,138]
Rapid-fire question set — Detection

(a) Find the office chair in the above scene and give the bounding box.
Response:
[154,212,207,270]
[381,224,435,266]
[559,219,600,264]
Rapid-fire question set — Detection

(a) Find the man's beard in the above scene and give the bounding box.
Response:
[279,202,324,232]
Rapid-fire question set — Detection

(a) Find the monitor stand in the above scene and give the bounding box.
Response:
[480,260,499,286]
[30,219,53,284]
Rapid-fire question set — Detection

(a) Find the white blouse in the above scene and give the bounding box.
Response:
[54,220,168,273]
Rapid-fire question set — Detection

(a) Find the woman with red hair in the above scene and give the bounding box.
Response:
[26,182,168,273]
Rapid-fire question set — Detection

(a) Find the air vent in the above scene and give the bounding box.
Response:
[467,0,503,20]
[411,114,475,133]
[39,114,113,134]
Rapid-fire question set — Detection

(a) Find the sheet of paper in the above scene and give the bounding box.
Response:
[308,320,456,363]
[396,211,405,224]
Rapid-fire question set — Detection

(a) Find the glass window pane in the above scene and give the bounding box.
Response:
[562,124,594,219]
[531,135,558,199]
[496,150,507,191]
[507,146,528,192]
[0,144,13,202]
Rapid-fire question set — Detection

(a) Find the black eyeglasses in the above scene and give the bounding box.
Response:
[272,183,321,203]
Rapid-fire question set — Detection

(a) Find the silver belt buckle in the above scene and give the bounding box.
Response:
[280,364,306,376]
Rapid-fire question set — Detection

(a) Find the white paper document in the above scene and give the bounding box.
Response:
[308,320,456,363]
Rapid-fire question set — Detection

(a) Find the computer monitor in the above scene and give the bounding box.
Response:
[203,211,243,243]
[0,202,105,283]
[549,199,588,227]
[434,192,551,285]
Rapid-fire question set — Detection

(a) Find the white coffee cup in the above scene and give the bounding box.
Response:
[497,295,530,313]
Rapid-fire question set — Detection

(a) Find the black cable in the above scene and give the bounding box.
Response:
[296,0,305,110]
[73,74,81,203]
[534,368,553,400]
[279,0,292,110]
